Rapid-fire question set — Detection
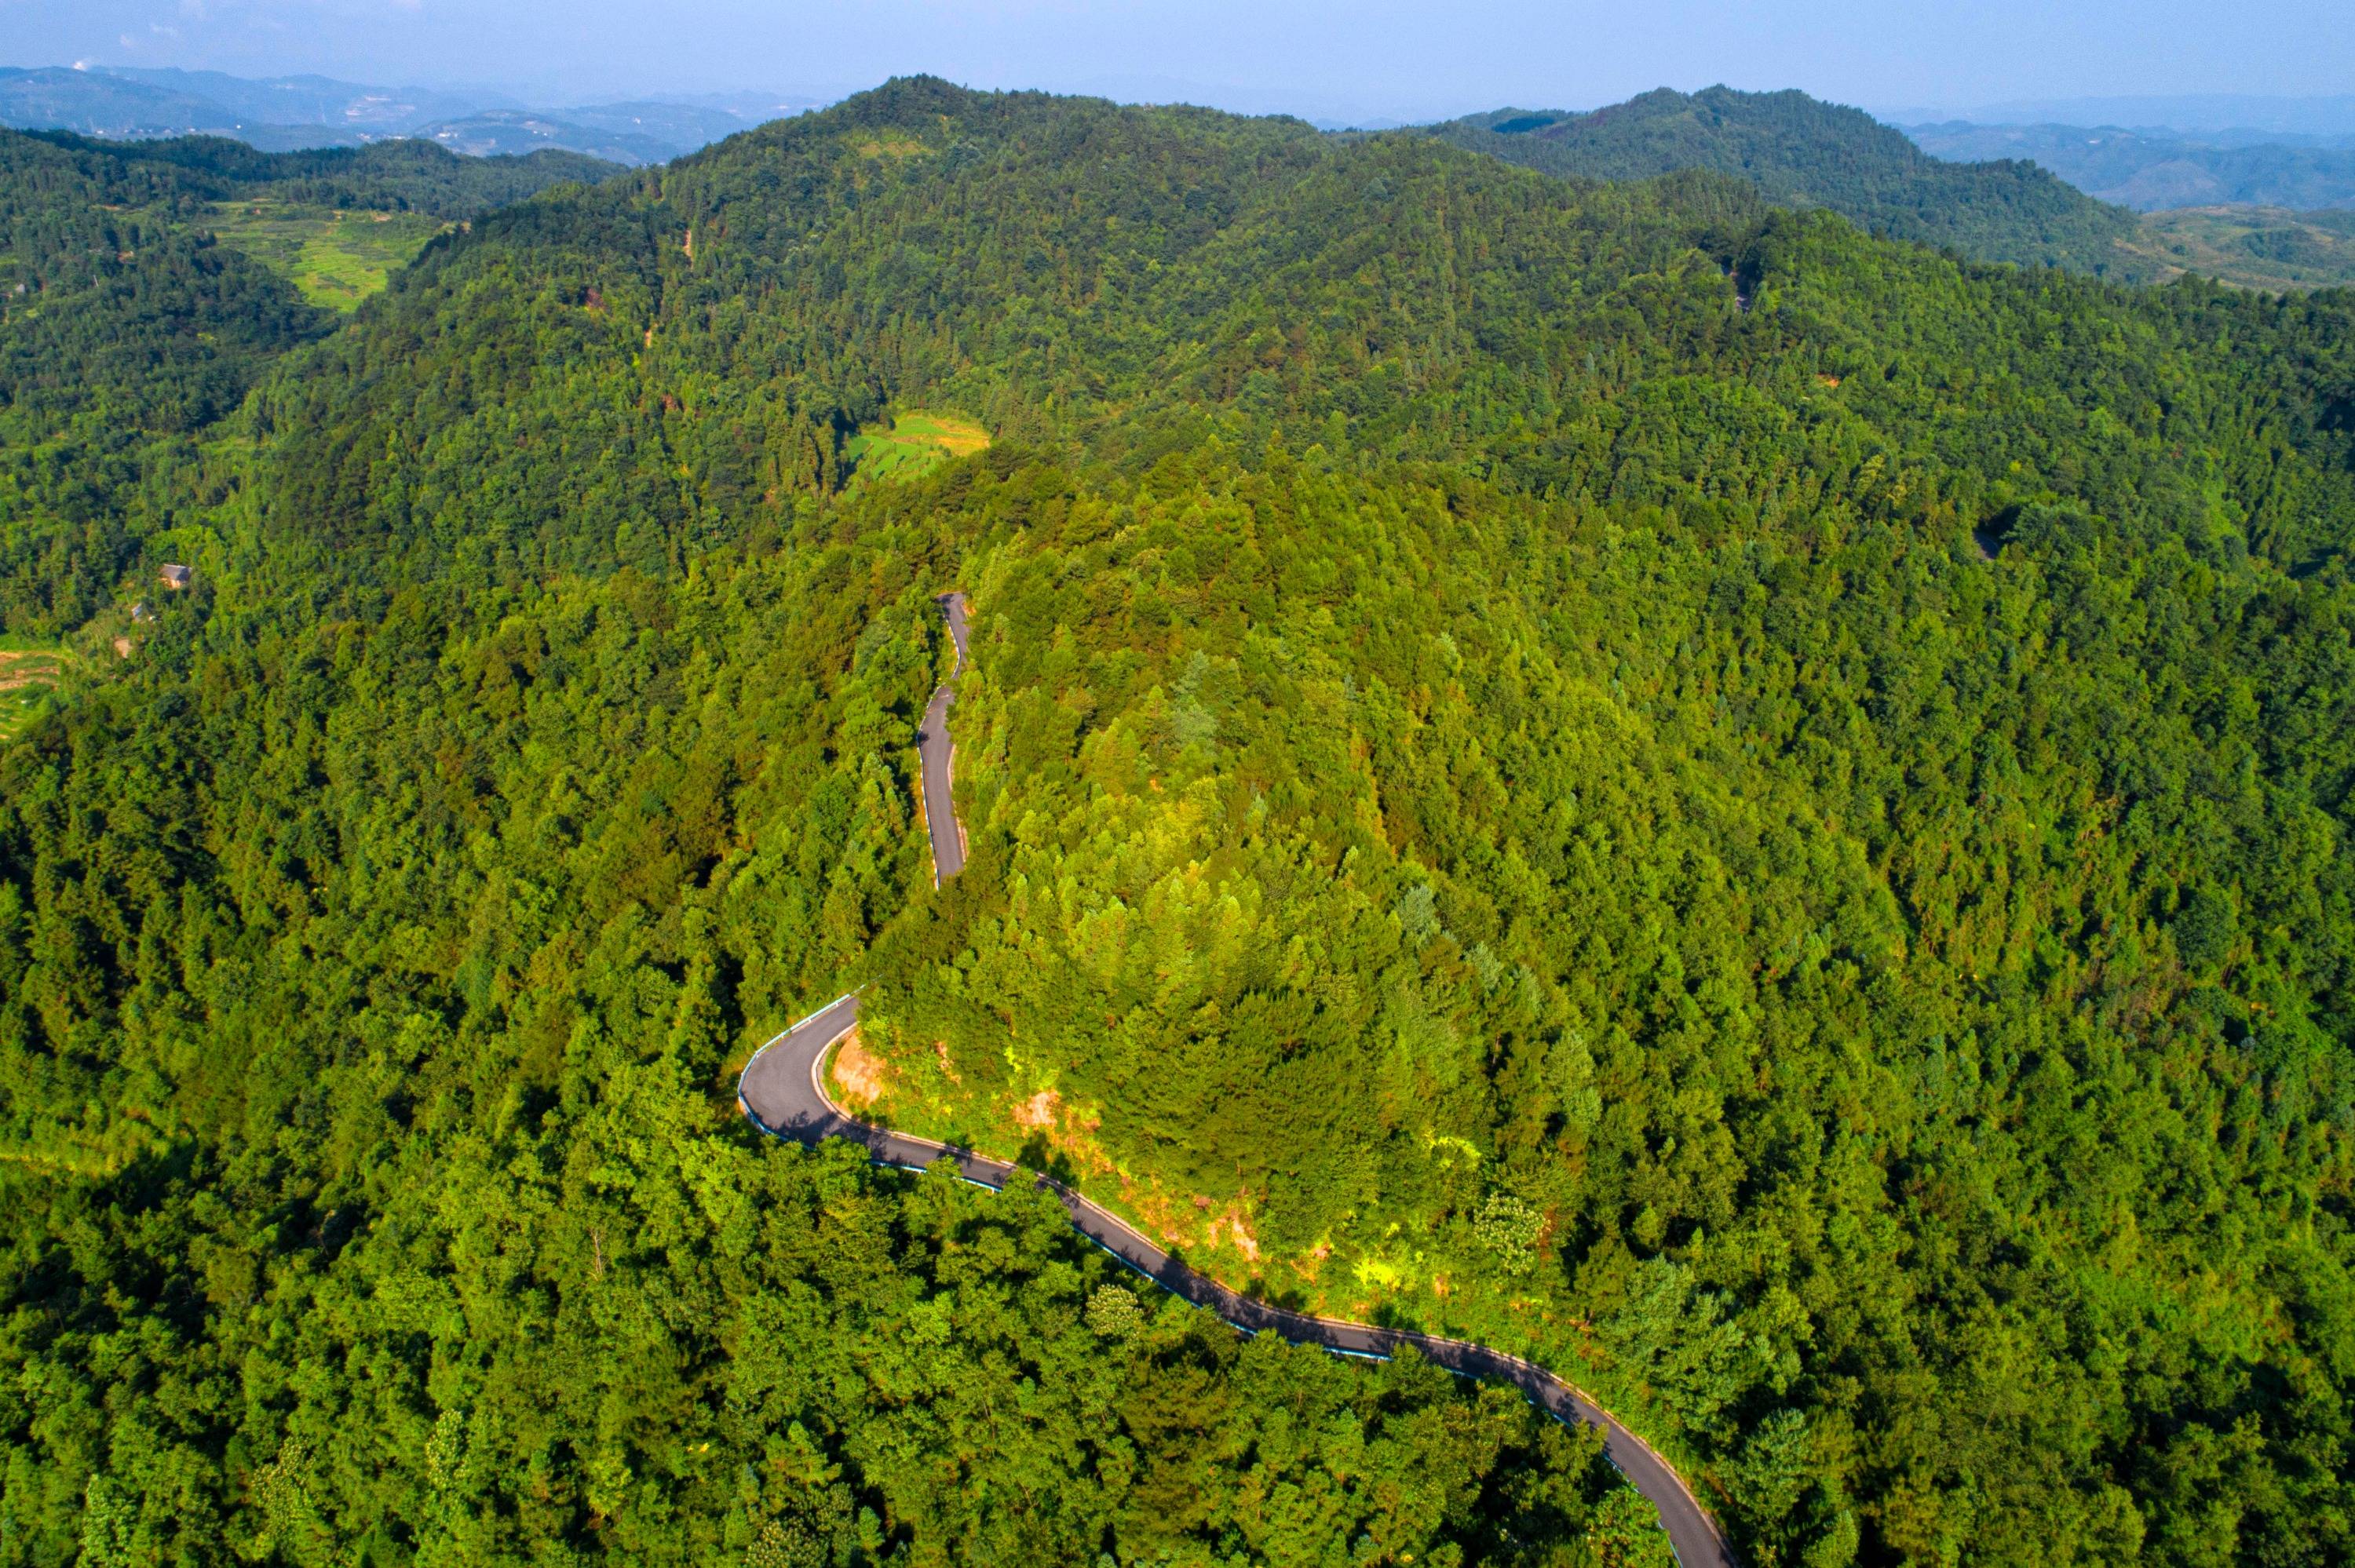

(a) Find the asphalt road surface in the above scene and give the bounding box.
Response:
[919,591,969,883]
[739,593,1736,1568]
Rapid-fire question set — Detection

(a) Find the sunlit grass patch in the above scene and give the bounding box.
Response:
[844,409,991,487]
[852,131,929,160]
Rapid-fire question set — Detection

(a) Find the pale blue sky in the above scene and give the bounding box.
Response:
[8,0,2353,124]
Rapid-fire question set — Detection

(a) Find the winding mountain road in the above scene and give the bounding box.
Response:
[918,591,969,882]
[739,592,1736,1568]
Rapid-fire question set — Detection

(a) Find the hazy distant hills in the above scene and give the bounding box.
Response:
[0,64,467,145]
[1905,122,2355,211]
[537,100,761,152]
[97,65,492,137]
[1416,86,2151,277]
[403,109,698,166]
[1884,93,2355,140]
[0,66,245,140]
[0,64,813,164]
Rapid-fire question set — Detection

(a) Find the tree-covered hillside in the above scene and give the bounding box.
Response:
[1420,87,2149,277]
[13,129,623,217]
[0,127,619,640]
[5,76,2355,1566]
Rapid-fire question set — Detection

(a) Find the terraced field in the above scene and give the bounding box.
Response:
[842,409,991,487]
[0,642,68,738]
[203,200,452,310]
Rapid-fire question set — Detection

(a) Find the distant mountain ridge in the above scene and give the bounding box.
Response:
[96,66,495,135]
[1416,86,2149,278]
[0,66,239,140]
[405,109,692,166]
[0,63,816,164]
[1883,93,2355,140]
[1906,121,2355,212]
[9,126,623,215]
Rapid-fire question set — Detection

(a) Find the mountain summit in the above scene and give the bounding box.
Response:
[1419,84,2147,274]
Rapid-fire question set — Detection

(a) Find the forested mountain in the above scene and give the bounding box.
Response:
[1417,87,2149,275]
[13,128,621,217]
[5,75,2355,1566]
[0,127,616,635]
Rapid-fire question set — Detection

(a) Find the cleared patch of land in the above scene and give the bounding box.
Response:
[825,1030,892,1110]
[2120,206,2355,292]
[0,643,68,738]
[844,410,991,487]
[203,200,451,311]
[852,131,929,160]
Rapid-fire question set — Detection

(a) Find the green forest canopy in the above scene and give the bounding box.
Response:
[1412,87,2151,277]
[2,75,2354,1567]
[1419,87,2355,294]
[0,126,620,638]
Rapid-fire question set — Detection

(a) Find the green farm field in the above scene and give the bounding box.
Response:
[203,200,451,310]
[2120,205,2355,290]
[842,409,991,487]
[0,637,70,739]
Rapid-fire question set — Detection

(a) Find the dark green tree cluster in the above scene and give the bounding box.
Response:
[5,1111,1655,1566]
[0,133,322,423]
[1415,88,2149,277]
[4,75,2355,1566]
[13,128,622,219]
[0,499,1666,1565]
